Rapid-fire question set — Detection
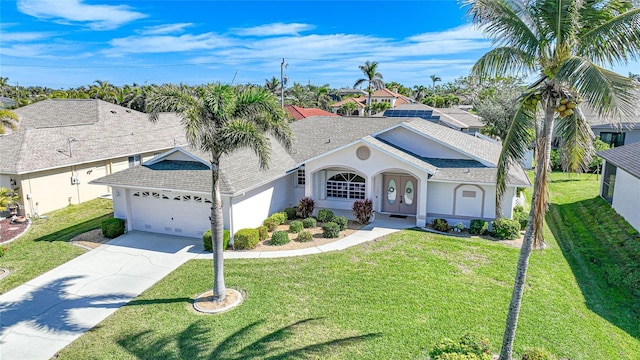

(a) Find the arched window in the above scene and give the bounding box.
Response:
[326,173,365,199]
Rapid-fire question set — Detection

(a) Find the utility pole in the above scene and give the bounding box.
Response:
[280,58,286,108]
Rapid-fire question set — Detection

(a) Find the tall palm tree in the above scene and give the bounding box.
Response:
[466,1,640,358]
[354,61,384,116]
[264,76,281,95]
[89,80,115,102]
[429,74,442,88]
[412,85,428,102]
[146,83,293,302]
[0,109,19,134]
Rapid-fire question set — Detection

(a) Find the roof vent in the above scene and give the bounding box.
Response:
[125,109,131,113]
[110,110,117,114]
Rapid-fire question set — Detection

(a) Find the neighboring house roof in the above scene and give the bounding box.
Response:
[284,105,337,120]
[383,104,484,131]
[590,122,638,130]
[0,99,184,174]
[370,88,411,106]
[581,100,640,127]
[336,89,368,96]
[330,97,366,108]
[597,141,640,179]
[0,97,16,109]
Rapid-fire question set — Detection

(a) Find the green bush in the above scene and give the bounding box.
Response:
[317,209,334,223]
[333,215,348,230]
[256,226,268,241]
[263,217,278,232]
[296,230,313,242]
[302,217,317,228]
[297,197,315,218]
[234,228,260,250]
[469,220,488,235]
[271,212,287,225]
[432,218,449,232]
[101,218,125,239]
[269,230,290,246]
[429,332,491,360]
[492,218,521,240]
[202,229,230,252]
[322,222,340,238]
[520,348,556,360]
[284,207,297,220]
[289,220,303,233]
[513,210,528,230]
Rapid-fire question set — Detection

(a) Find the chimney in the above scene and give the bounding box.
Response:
[393,86,398,94]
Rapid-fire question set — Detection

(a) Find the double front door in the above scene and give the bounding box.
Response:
[382,174,417,215]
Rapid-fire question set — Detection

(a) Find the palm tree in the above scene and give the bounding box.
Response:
[339,100,359,116]
[0,109,19,134]
[429,74,442,88]
[412,85,428,102]
[146,83,293,302]
[466,1,640,358]
[354,61,384,116]
[264,76,281,95]
[89,80,115,102]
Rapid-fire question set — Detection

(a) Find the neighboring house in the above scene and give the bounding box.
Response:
[329,98,366,116]
[284,105,337,120]
[0,99,183,216]
[0,96,16,109]
[583,103,640,146]
[330,88,413,115]
[383,104,485,134]
[91,116,530,239]
[598,141,640,232]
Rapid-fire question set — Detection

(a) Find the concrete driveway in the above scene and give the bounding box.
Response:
[0,231,203,360]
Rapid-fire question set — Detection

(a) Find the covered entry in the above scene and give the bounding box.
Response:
[381,174,418,215]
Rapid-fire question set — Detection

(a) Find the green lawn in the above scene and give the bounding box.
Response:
[0,198,113,293]
[56,173,640,359]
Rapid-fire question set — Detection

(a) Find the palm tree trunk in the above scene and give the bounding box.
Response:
[367,84,372,116]
[210,155,226,301]
[499,101,555,360]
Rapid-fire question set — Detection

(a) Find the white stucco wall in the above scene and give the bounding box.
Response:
[377,127,472,159]
[611,168,640,232]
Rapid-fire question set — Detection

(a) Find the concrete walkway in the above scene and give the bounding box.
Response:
[0,215,412,359]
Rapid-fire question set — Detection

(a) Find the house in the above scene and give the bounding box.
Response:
[0,99,183,216]
[329,98,366,116]
[91,116,530,239]
[598,141,640,232]
[383,104,485,134]
[284,105,337,120]
[0,96,16,109]
[583,104,640,146]
[329,88,413,115]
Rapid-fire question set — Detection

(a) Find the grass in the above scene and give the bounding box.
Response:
[57,173,640,359]
[0,198,113,293]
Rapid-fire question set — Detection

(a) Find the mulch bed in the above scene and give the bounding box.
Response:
[0,217,30,244]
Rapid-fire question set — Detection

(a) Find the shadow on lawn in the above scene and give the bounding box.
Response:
[34,213,113,242]
[117,317,380,359]
[547,196,640,340]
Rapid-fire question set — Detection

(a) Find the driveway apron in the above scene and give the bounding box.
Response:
[0,231,203,360]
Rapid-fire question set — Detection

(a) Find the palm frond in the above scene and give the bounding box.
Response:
[578,8,640,65]
[353,79,367,89]
[472,47,536,80]
[218,119,271,169]
[556,106,595,173]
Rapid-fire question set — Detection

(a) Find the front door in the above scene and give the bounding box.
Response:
[382,174,417,215]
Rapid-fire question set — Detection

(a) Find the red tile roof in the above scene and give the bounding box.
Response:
[329,97,366,108]
[285,105,338,120]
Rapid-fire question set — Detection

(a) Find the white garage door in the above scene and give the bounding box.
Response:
[130,190,211,238]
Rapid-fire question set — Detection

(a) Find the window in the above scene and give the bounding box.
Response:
[326,173,365,199]
[297,166,305,186]
[602,162,617,204]
[599,132,625,147]
[462,190,477,198]
[128,154,141,168]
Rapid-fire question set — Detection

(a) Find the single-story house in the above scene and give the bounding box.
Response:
[91,115,530,239]
[330,88,413,115]
[591,122,640,147]
[598,141,640,232]
[0,99,184,216]
[284,105,337,120]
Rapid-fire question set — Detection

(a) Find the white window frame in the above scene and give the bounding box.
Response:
[326,172,365,200]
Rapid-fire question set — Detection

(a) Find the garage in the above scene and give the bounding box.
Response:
[129,189,211,238]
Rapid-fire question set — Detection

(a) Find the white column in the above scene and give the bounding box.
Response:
[416,176,428,227]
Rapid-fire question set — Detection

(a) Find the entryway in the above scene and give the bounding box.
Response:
[381,174,417,215]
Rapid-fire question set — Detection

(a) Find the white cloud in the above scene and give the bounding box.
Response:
[233,22,314,36]
[107,33,232,55]
[137,23,194,35]
[408,24,488,42]
[17,0,147,30]
[1,31,56,42]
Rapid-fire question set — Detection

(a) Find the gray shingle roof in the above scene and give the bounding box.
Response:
[430,107,485,129]
[91,164,212,193]
[1,99,185,173]
[597,141,640,179]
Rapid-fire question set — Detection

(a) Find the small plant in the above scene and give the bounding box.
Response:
[271,212,287,225]
[520,348,556,360]
[333,215,348,230]
[352,199,374,224]
[317,209,334,223]
[289,220,303,233]
[296,230,313,242]
[513,210,528,230]
[202,229,230,252]
[429,332,491,360]
[322,222,340,238]
[432,218,449,232]
[492,218,521,240]
[263,217,278,232]
[101,218,125,238]
[469,219,488,235]
[0,246,8,257]
[453,222,465,232]
[256,225,268,241]
[234,228,260,250]
[269,230,290,246]
[297,197,315,218]
[302,217,317,228]
[284,207,297,220]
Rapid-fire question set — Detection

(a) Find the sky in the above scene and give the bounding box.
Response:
[1,0,639,90]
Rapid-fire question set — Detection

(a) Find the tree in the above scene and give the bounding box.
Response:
[412,85,428,102]
[430,74,442,88]
[466,1,640,359]
[0,187,19,211]
[146,83,293,302]
[307,83,332,110]
[338,101,359,116]
[474,77,526,140]
[286,82,312,107]
[354,61,384,116]
[0,109,19,134]
[89,80,115,102]
[264,76,281,95]
[385,81,411,96]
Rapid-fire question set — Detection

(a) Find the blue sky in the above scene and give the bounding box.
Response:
[1,0,639,90]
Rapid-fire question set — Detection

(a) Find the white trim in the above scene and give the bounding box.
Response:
[144,147,210,167]
[361,137,435,175]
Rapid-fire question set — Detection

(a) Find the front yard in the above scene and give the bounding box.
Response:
[55,173,640,359]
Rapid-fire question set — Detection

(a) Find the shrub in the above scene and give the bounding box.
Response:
[333,215,348,230]
[289,220,303,233]
[269,230,290,246]
[101,218,125,239]
[234,228,260,250]
[202,229,230,252]
[432,218,449,232]
[492,218,521,240]
[284,207,297,220]
[513,210,528,230]
[297,197,315,218]
[322,222,340,238]
[0,246,8,257]
[429,332,491,360]
[352,198,374,224]
[296,230,313,242]
[256,226,268,241]
[302,217,317,228]
[271,212,287,225]
[520,348,556,360]
[317,209,334,223]
[263,217,278,232]
[469,220,488,235]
